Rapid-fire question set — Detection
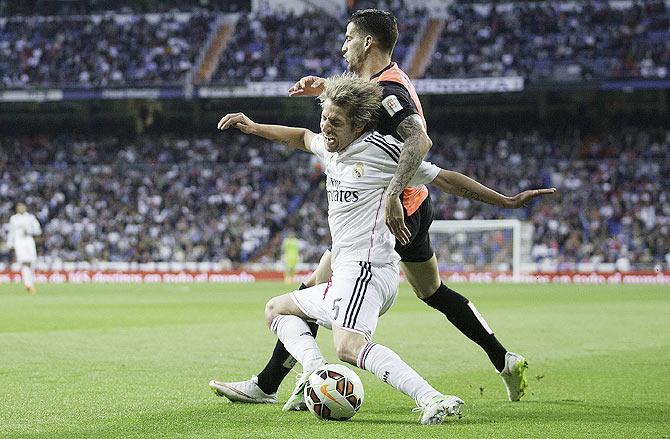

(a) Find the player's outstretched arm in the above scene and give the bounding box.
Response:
[288,76,326,97]
[431,169,556,208]
[217,112,315,152]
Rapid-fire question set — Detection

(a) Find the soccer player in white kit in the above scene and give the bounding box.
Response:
[7,202,41,294]
[215,74,463,424]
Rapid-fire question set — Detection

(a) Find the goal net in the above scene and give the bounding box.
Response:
[429,219,523,280]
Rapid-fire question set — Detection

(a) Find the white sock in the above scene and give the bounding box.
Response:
[270,315,324,373]
[357,342,441,407]
[21,265,34,288]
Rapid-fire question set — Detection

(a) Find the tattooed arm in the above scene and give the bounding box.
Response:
[386,114,433,197]
[384,114,433,245]
[431,169,556,208]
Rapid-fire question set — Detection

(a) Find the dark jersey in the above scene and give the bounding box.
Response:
[370,62,429,216]
[376,82,419,140]
[370,63,427,141]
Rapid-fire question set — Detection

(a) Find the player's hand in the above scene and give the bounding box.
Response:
[217,112,256,134]
[385,195,410,246]
[288,76,326,96]
[505,188,557,208]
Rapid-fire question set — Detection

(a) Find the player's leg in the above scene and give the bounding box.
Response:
[349,334,464,424]
[265,292,326,374]
[252,250,332,395]
[18,254,36,294]
[403,258,528,401]
[209,282,317,403]
[209,286,327,406]
[402,257,506,365]
[399,198,508,372]
[328,262,463,424]
[284,255,298,283]
[399,198,527,401]
[16,243,37,294]
[20,263,35,293]
[267,284,336,411]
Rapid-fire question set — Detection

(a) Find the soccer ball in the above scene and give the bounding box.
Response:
[304,364,364,421]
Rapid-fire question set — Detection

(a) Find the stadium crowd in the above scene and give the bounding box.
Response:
[426,126,670,271]
[0,12,212,88]
[426,1,670,80]
[211,5,424,84]
[0,135,317,265]
[2,1,667,88]
[1,126,668,271]
[211,10,348,84]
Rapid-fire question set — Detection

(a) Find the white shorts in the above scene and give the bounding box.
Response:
[14,240,37,263]
[290,260,399,340]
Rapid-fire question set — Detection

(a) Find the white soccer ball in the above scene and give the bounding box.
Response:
[303,363,364,421]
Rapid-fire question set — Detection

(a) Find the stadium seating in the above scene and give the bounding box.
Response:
[425,2,670,80]
[1,1,665,87]
[0,12,212,88]
[210,6,424,84]
[1,127,667,269]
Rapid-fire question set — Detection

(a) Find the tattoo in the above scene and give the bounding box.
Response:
[461,188,485,203]
[386,115,430,197]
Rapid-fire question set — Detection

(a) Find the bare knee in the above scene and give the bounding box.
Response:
[265,293,308,328]
[401,258,441,299]
[411,282,440,299]
[264,296,282,327]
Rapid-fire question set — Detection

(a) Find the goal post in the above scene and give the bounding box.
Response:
[429,219,522,280]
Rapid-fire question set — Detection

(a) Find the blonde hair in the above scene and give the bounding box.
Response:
[318,73,382,131]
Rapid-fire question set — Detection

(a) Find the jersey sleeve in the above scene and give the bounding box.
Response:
[410,161,440,186]
[378,81,419,138]
[309,133,326,161]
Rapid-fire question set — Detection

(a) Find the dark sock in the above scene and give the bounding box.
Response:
[256,283,320,394]
[423,283,507,372]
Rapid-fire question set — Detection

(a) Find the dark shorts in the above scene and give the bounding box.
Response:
[394,195,435,263]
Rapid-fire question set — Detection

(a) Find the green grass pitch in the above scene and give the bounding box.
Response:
[1,281,668,438]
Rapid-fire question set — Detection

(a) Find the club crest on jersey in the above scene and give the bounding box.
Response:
[382,95,402,116]
[353,163,365,178]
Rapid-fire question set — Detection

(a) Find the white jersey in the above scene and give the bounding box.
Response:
[7,212,41,262]
[309,131,439,269]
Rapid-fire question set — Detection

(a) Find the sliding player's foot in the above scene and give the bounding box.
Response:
[499,352,528,401]
[282,372,310,411]
[417,395,464,425]
[209,375,277,404]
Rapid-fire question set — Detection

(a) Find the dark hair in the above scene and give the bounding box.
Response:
[348,9,398,55]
